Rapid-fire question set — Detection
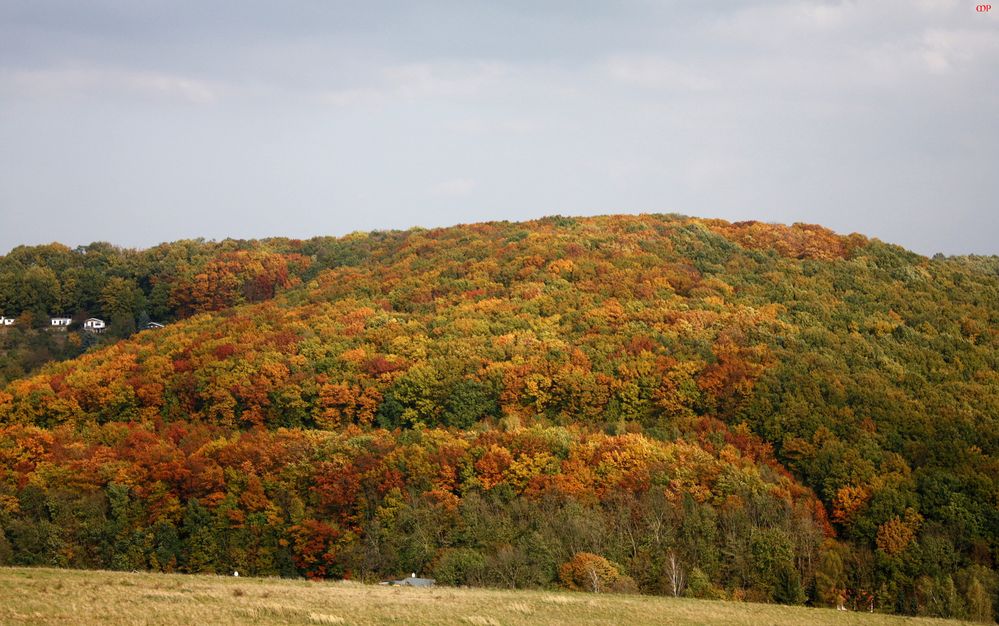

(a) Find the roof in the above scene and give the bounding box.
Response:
[390,577,435,587]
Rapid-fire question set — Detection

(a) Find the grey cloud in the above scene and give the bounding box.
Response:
[1,1,996,255]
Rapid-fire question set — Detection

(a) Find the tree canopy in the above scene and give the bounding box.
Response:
[0,214,997,619]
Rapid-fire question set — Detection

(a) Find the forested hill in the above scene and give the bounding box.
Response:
[1,214,998,620]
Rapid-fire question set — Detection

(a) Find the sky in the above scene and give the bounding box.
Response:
[1,1,997,256]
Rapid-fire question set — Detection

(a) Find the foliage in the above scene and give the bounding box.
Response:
[0,421,822,599]
[559,552,636,593]
[1,214,997,619]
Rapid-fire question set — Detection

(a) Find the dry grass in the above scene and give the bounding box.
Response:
[308,614,346,625]
[0,566,977,625]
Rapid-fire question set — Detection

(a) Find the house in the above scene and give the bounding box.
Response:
[143,321,165,330]
[83,318,106,333]
[50,317,72,329]
[0,316,16,326]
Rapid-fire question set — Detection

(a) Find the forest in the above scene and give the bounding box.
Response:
[0,214,997,621]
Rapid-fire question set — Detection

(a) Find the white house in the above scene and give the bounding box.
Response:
[83,318,107,333]
[0,317,16,326]
[143,321,165,330]
[50,317,72,328]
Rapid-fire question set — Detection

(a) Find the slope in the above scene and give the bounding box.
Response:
[0,214,997,619]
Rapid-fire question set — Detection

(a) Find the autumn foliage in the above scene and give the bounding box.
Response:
[0,214,997,619]
[559,552,635,593]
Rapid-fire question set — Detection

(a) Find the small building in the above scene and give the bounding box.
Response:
[83,318,106,333]
[384,573,435,587]
[0,316,16,326]
[50,317,72,329]
[143,321,165,330]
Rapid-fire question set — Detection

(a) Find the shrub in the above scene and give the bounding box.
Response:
[432,548,486,586]
[559,552,635,594]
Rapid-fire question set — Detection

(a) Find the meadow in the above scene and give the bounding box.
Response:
[0,567,978,626]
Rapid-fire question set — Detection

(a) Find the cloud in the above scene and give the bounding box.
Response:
[0,1,995,255]
[919,28,999,74]
[319,86,383,107]
[709,2,858,43]
[853,25,999,81]
[444,117,543,135]
[912,0,961,12]
[430,178,478,197]
[321,61,510,107]
[600,55,718,91]
[384,62,508,98]
[2,66,225,104]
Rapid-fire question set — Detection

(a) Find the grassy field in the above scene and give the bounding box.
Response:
[0,567,978,626]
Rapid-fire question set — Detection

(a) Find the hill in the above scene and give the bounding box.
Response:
[0,214,997,620]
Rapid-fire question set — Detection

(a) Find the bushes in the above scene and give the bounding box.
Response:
[432,548,486,586]
[685,567,724,599]
[559,552,636,594]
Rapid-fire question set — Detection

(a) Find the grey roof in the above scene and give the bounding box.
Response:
[391,577,435,587]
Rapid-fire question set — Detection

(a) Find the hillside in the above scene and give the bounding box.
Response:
[1,214,997,620]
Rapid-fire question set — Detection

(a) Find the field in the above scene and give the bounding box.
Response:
[0,567,977,626]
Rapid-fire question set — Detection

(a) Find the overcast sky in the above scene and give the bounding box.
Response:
[1,1,997,256]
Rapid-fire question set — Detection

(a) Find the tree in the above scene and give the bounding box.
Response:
[965,577,993,623]
[815,544,846,607]
[664,549,686,597]
[559,552,635,593]
[442,379,498,428]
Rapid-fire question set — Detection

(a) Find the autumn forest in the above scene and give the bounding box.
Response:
[0,214,997,620]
